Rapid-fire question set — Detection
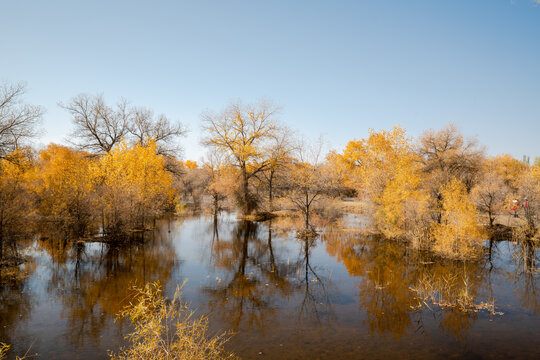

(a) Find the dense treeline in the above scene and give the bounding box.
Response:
[1,82,539,264]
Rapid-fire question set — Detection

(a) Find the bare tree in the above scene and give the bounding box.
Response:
[61,94,187,157]
[0,82,43,158]
[416,124,484,191]
[471,173,509,228]
[203,149,230,217]
[416,124,485,223]
[285,136,332,231]
[259,127,296,212]
[202,100,281,215]
[60,94,130,153]
[129,107,186,156]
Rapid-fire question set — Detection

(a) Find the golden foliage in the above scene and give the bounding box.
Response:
[183,160,199,169]
[0,343,9,360]
[486,154,527,191]
[35,144,94,234]
[110,282,237,360]
[96,141,175,231]
[0,148,35,256]
[432,179,486,259]
[336,126,412,198]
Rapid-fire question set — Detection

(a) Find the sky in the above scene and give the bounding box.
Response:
[1,0,539,161]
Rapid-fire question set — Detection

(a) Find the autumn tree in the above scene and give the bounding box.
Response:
[416,124,484,222]
[284,137,333,232]
[486,154,527,192]
[0,82,42,158]
[177,160,207,208]
[203,150,232,217]
[432,179,486,259]
[202,101,280,215]
[334,126,431,243]
[95,141,175,233]
[259,128,295,212]
[516,166,540,233]
[35,144,95,236]
[0,149,34,260]
[471,172,509,228]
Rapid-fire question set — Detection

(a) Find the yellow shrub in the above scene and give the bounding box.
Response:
[109,282,237,360]
[432,179,486,259]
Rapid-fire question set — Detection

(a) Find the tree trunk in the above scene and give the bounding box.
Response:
[242,166,250,216]
[305,191,310,229]
[268,170,274,212]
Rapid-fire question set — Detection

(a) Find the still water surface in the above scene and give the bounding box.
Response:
[1,214,540,359]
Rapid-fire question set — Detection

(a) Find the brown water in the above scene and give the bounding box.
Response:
[1,213,540,359]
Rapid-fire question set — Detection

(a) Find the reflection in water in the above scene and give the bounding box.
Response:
[203,219,335,331]
[2,215,540,359]
[42,226,179,348]
[0,259,35,350]
[510,239,540,314]
[204,220,294,329]
[297,236,335,325]
[324,227,497,340]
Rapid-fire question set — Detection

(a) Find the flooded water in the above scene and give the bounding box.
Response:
[1,213,540,359]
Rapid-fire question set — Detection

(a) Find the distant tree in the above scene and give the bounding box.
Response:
[416,124,484,222]
[260,128,295,211]
[416,124,484,190]
[285,136,332,230]
[471,173,509,228]
[202,101,280,215]
[486,154,526,192]
[203,150,231,216]
[0,82,43,158]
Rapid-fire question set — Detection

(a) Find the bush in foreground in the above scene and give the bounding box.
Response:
[109,282,237,360]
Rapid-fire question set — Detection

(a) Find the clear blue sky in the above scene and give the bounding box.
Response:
[1,0,539,161]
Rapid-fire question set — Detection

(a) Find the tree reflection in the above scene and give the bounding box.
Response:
[509,239,540,314]
[324,228,493,340]
[296,236,335,325]
[0,260,35,352]
[203,220,300,330]
[42,226,178,347]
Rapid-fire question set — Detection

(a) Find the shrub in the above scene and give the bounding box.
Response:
[432,179,486,259]
[109,282,237,360]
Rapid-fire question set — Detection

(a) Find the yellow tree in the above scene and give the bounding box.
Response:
[336,126,411,200]
[432,179,486,259]
[376,156,430,245]
[96,141,175,233]
[202,101,280,215]
[0,149,34,259]
[35,144,95,236]
[486,154,527,192]
[335,126,430,242]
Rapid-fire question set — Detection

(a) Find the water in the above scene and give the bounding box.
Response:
[1,213,540,359]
